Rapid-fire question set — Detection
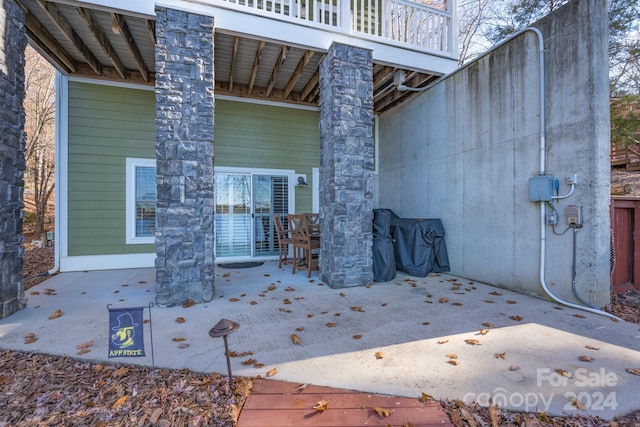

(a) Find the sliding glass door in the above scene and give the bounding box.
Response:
[215,171,290,259]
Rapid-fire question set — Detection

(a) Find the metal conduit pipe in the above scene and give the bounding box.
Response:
[523,27,619,319]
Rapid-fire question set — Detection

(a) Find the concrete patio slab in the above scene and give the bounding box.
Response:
[1,262,639,419]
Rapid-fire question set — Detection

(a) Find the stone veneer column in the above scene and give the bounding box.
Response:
[154,7,215,306]
[0,0,27,319]
[318,43,374,288]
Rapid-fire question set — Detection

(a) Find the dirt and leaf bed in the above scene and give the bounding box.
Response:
[11,207,640,426]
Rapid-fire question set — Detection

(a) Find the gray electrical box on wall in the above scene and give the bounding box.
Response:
[529,176,555,202]
[566,205,583,227]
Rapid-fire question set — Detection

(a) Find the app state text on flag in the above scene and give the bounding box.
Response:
[108,306,145,358]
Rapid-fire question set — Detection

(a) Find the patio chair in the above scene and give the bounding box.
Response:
[289,214,320,277]
[273,214,293,268]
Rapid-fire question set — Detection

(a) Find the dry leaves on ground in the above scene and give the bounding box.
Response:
[0,350,244,427]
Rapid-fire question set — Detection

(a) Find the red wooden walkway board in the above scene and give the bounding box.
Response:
[237,379,454,427]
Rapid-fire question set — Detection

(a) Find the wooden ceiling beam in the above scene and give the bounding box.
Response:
[20,8,77,73]
[229,36,239,92]
[146,19,156,45]
[300,70,318,102]
[74,62,154,85]
[248,40,265,95]
[34,0,102,75]
[76,7,127,79]
[111,13,149,82]
[373,65,394,89]
[283,50,314,99]
[265,45,289,97]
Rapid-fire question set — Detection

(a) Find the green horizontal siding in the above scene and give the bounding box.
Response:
[67,82,156,256]
[67,83,320,257]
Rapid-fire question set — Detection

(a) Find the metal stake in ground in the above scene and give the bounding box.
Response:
[209,319,240,392]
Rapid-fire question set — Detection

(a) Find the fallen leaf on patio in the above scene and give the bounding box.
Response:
[295,297,304,300]
[183,299,195,308]
[506,300,517,304]
[307,314,314,318]
[264,274,270,277]
[175,317,185,323]
[283,298,291,304]
[465,339,481,345]
[143,319,149,324]
[250,301,257,305]
[452,302,463,306]
[291,334,301,345]
[585,345,600,350]
[240,293,246,297]
[495,352,506,359]
[222,273,231,278]
[309,280,315,283]
[350,306,364,312]
[268,284,277,291]
[339,292,346,297]
[555,368,572,378]
[484,300,495,303]
[229,298,239,302]
[573,313,586,318]
[259,294,266,297]
[254,363,265,368]
[570,397,586,410]
[451,283,461,291]
[353,335,362,339]
[448,359,459,366]
[326,322,336,328]
[313,399,328,412]
[241,358,257,365]
[437,339,449,344]
[296,327,304,331]
[375,352,384,359]
[381,303,388,307]
[278,308,287,312]
[509,365,520,371]
[77,348,91,355]
[425,300,433,304]
[611,317,619,322]
[510,315,523,321]
[178,343,189,349]
[266,368,278,377]
[446,353,458,359]
[477,329,489,335]
[77,340,94,350]
[482,322,496,328]
[366,283,371,288]
[48,309,63,320]
[172,337,186,342]
[439,297,448,303]
[112,367,130,377]
[44,288,56,295]
[285,286,295,291]
[420,392,434,403]
[113,290,120,294]
[24,333,37,344]
[320,311,328,314]
[554,306,564,310]
[112,395,128,408]
[372,407,393,417]
[334,313,341,316]
[627,368,640,376]
[489,291,502,296]
[30,291,39,295]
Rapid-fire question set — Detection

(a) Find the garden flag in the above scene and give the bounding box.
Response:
[108,306,145,358]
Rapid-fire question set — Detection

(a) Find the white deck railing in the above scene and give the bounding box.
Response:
[218,0,456,56]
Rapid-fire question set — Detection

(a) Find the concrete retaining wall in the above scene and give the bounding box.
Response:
[378,0,610,306]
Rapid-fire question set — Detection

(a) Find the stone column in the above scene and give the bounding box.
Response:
[0,0,27,319]
[154,7,215,306]
[318,43,374,288]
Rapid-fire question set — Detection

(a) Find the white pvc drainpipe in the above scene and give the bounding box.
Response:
[523,27,619,319]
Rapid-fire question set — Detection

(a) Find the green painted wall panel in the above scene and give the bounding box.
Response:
[67,83,320,257]
[67,82,156,256]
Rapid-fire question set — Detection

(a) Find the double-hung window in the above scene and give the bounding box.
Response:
[126,158,156,244]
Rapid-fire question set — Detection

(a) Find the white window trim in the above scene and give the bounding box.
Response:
[126,157,156,244]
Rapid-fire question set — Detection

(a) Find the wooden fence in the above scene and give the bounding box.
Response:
[611,196,640,292]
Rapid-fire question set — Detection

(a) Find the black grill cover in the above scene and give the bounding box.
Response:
[372,209,396,281]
